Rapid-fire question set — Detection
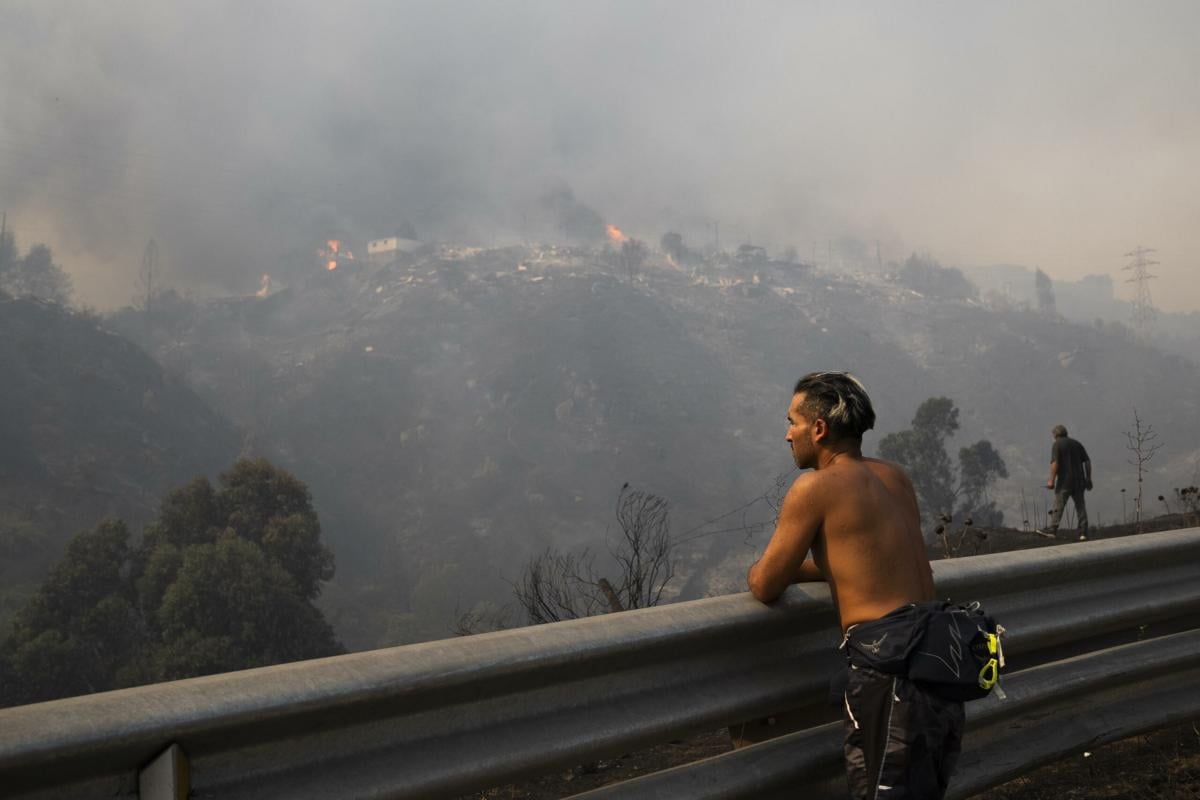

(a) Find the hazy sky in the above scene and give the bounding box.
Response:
[2,1,1198,310]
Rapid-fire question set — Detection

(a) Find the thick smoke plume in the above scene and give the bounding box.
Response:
[1,1,1198,309]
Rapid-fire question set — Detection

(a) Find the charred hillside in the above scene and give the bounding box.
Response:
[103,245,1200,647]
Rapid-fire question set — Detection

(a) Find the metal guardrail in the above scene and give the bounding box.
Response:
[2,527,1199,799]
[573,627,1200,799]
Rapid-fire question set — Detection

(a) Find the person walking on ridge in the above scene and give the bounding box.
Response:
[1040,425,1092,540]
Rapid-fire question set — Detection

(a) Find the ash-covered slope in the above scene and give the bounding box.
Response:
[107,246,1200,645]
[0,293,240,615]
[120,251,759,645]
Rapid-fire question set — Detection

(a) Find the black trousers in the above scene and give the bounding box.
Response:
[842,665,965,799]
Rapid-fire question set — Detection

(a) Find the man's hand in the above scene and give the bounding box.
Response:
[1045,480,1054,490]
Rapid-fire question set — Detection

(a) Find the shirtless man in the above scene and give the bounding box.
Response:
[748,372,964,800]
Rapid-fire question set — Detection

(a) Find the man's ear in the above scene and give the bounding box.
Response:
[812,417,829,443]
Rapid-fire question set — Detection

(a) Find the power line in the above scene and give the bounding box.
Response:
[672,475,792,546]
[674,493,769,540]
[674,518,775,546]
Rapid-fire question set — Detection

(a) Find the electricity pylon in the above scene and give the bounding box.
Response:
[1121,246,1158,340]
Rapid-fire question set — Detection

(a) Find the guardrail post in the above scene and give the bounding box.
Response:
[139,743,188,800]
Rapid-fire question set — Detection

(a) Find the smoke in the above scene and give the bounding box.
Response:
[2,1,1199,309]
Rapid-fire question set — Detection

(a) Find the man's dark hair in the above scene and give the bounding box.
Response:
[793,372,876,441]
[1052,424,1068,438]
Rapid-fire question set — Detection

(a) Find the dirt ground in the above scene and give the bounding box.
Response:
[470,720,1200,799]
[468,516,1200,798]
[927,512,1200,561]
[985,720,1200,800]
[465,730,734,799]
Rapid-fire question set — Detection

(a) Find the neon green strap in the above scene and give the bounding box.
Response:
[978,631,1000,689]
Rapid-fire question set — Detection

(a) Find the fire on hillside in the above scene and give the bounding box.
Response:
[605,224,629,244]
[320,240,355,271]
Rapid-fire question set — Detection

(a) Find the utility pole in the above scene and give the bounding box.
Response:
[1121,245,1158,340]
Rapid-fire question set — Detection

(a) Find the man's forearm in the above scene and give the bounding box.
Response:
[748,559,787,602]
[748,557,823,603]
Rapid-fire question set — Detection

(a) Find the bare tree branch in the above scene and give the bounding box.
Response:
[513,547,604,624]
[1125,407,1164,527]
[612,483,673,611]
[512,484,675,625]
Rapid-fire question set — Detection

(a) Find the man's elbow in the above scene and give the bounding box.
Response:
[748,571,784,603]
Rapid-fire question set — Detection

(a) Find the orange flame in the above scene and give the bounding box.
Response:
[605,224,628,244]
[322,239,348,270]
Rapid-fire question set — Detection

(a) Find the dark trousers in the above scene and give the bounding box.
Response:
[843,665,965,799]
[1048,487,1088,535]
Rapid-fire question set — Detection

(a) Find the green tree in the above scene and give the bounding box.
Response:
[0,459,342,708]
[153,533,337,679]
[878,397,959,520]
[878,397,1008,529]
[956,440,1009,526]
[0,520,140,703]
[213,459,334,601]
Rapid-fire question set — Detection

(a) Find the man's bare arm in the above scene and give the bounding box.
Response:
[1046,460,1058,489]
[748,475,824,602]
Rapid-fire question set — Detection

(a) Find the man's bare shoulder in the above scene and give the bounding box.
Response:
[783,468,820,497]
[780,469,835,512]
[862,456,914,484]
[862,456,901,469]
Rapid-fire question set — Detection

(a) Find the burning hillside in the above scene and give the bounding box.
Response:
[605,224,629,244]
[320,240,355,271]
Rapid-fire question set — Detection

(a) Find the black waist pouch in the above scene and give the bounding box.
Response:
[844,603,925,671]
[908,601,1002,701]
[845,601,1003,702]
